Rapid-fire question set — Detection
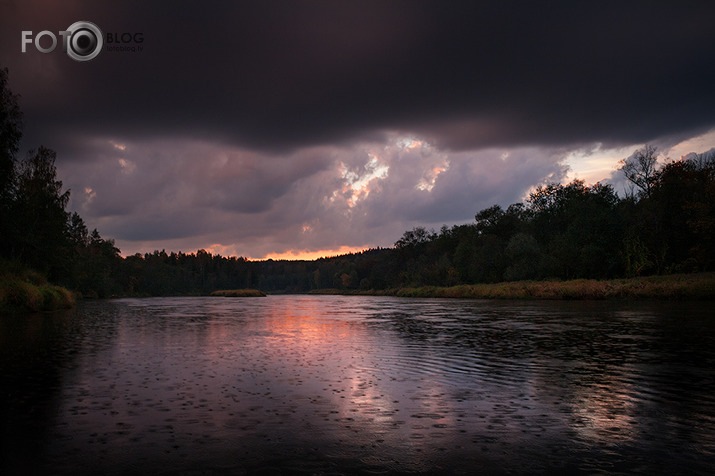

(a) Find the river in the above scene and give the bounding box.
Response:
[1,296,714,474]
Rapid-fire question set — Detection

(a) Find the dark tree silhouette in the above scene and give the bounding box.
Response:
[0,67,23,259]
[619,144,659,199]
[13,146,72,278]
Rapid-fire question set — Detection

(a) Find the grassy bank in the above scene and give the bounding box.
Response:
[310,273,715,300]
[0,268,76,312]
[210,289,267,297]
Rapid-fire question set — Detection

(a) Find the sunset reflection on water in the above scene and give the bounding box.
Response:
[1,296,713,475]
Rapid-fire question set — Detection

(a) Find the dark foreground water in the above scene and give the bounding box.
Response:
[1,296,714,475]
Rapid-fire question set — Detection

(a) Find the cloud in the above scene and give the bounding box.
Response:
[60,130,715,259]
[58,133,570,257]
[3,1,715,257]
[3,1,715,155]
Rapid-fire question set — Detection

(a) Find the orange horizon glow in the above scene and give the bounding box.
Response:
[117,244,375,261]
[257,245,370,261]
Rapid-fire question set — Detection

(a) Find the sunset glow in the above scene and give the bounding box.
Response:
[416,162,449,192]
[260,245,370,261]
[340,154,389,208]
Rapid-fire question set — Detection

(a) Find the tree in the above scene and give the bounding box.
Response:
[0,67,22,197]
[394,227,432,248]
[504,233,540,281]
[646,153,715,271]
[67,212,89,248]
[619,145,659,199]
[527,180,622,278]
[474,205,504,234]
[0,67,23,259]
[13,146,71,278]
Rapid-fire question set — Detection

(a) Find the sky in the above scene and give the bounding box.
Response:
[2,1,714,260]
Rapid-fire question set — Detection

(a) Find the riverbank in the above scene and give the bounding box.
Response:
[210,289,266,297]
[309,272,715,300]
[0,270,76,312]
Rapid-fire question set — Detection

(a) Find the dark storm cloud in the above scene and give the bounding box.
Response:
[3,1,714,155]
[2,1,714,257]
[61,138,336,225]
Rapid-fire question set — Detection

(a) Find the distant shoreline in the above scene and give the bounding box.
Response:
[307,273,715,300]
[3,273,713,312]
[210,289,266,297]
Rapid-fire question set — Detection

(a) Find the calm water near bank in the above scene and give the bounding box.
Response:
[1,296,714,474]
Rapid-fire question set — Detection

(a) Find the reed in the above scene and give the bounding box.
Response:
[0,275,76,312]
[391,273,715,300]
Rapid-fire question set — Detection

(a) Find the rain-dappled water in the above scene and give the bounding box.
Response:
[1,296,714,474]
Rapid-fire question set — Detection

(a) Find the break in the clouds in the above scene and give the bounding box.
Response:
[59,136,568,258]
[2,1,714,258]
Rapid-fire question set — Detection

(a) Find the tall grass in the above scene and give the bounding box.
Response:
[390,273,715,300]
[0,275,75,311]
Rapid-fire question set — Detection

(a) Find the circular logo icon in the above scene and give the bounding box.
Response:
[66,21,103,61]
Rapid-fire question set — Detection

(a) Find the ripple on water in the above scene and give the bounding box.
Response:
[0,296,713,475]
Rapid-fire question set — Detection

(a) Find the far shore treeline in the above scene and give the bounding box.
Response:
[1,67,714,304]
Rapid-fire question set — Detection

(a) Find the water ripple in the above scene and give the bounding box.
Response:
[0,296,713,475]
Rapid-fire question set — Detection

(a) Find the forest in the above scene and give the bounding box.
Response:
[2,66,714,300]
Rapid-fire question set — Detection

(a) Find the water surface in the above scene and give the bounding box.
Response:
[1,296,714,474]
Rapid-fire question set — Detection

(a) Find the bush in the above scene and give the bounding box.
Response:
[0,276,75,312]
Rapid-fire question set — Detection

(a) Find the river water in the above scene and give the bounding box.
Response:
[1,296,713,474]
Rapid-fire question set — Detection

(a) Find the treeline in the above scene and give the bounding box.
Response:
[86,144,714,296]
[106,248,391,297]
[2,66,714,299]
[12,145,711,298]
[387,145,714,287]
